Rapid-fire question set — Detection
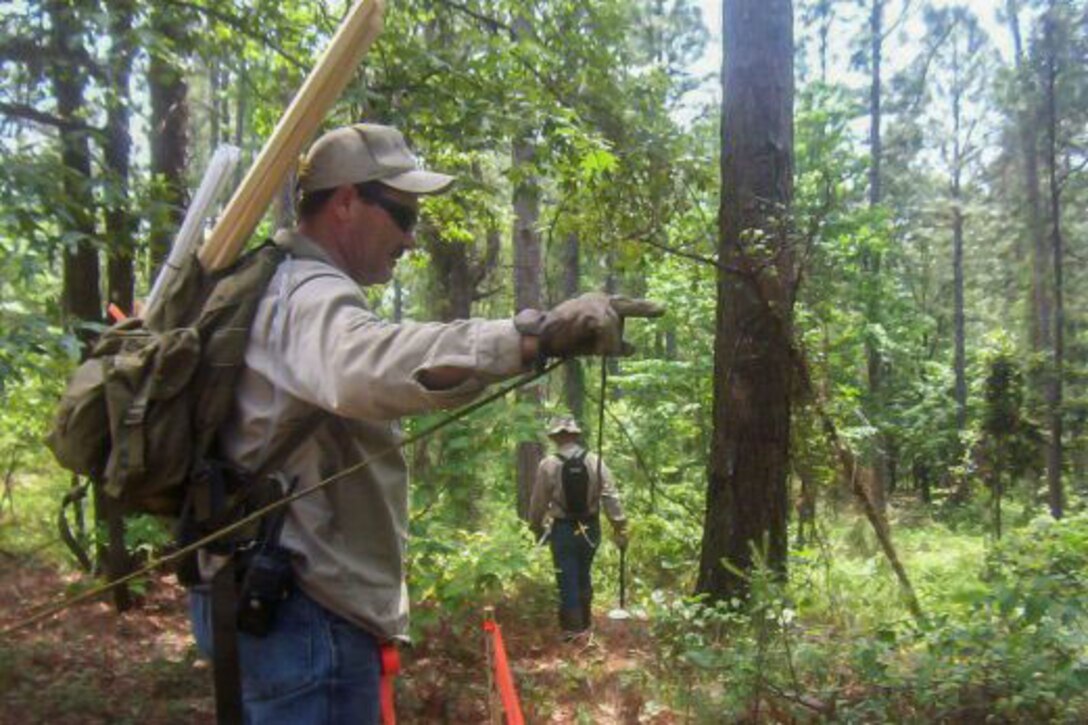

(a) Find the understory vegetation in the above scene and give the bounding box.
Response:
[3,0,1088,722]
[4,400,1088,721]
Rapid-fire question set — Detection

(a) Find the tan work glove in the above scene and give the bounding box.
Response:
[515,293,665,359]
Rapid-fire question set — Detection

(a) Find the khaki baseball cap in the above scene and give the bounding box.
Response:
[547,417,582,436]
[298,123,455,195]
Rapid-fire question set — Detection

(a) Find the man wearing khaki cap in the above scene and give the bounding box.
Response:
[185,123,661,723]
[530,416,628,640]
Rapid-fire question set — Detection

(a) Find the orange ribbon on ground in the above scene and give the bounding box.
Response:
[482,618,525,725]
[380,642,400,725]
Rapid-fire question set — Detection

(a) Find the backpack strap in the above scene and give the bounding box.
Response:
[555,448,588,465]
[211,556,243,724]
[252,409,326,483]
[57,477,93,573]
[201,411,326,725]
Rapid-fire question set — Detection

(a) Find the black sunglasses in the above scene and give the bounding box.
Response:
[355,185,419,233]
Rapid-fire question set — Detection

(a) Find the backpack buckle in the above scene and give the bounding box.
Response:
[123,400,148,427]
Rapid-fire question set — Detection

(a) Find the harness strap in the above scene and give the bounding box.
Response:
[380,642,400,725]
[211,557,243,724]
[57,477,93,572]
[199,415,325,722]
[120,375,152,477]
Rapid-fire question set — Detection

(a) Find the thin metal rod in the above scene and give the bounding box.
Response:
[596,355,606,486]
[620,547,626,609]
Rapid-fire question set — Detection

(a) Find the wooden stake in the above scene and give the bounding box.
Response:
[199,0,385,272]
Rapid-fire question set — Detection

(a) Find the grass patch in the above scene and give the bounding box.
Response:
[0,464,74,565]
[647,505,1088,722]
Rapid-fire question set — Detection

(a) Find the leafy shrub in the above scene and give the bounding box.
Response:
[644,514,1088,722]
[408,502,553,639]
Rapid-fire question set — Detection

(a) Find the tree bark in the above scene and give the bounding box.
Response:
[1043,1,1064,519]
[513,136,544,521]
[48,0,101,333]
[951,35,968,435]
[868,0,883,209]
[428,238,473,321]
[1005,1,1051,372]
[866,0,888,517]
[272,71,297,231]
[105,0,136,317]
[47,0,130,611]
[562,231,585,422]
[148,5,189,272]
[697,0,795,601]
[952,200,967,433]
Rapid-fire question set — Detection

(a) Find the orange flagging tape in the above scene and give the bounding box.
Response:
[107,303,127,322]
[380,643,400,725]
[483,619,525,725]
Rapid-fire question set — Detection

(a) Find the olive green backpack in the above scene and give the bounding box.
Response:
[46,241,286,519]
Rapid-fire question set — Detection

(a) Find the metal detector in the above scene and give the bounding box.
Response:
[608,547,631,621]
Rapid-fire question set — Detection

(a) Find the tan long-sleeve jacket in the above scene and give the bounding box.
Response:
[216,229,527,641]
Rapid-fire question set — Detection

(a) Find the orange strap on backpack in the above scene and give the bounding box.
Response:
[380,642,400,725]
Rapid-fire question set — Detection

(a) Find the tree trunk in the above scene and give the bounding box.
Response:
[794,460,816,548]
[105,0,136,317]
[914,460,932,503]
[865,0,888,517]
[868,0,883,209]
[393,279,403,322]
[48,0,101,334]
[272,71,297,231]
[148,5,189,272]
[1006,1,1051,375]
[1006,0,1052,502]
[697,0,795,601]
[817,0,833,83]
[513,136,543,521]
[234,59,246,188]
[47,0,130,611]
[1043,1,1064,519]
[209,59,221,154]
[428,238,473,321]
[562,231,585,422]
[951,38,968,435]
[952,203,967,432]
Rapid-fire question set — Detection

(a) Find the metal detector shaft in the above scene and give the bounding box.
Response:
[620,547,626,610]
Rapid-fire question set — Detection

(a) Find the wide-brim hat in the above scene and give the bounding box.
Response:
[298,123,455,195]
[547,417,582,436]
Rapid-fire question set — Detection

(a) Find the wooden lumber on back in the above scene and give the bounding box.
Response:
[199,0,385,272]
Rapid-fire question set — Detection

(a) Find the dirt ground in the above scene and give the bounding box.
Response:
[0,557,672,724]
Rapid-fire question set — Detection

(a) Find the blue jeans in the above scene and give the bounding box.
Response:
[549,518,600,612]
[189,586,381,725]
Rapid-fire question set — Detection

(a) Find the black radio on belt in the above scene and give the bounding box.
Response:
[237,544,293,636]
[236,473,297,637]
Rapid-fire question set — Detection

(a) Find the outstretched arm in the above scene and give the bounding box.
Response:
[417,335,540,390]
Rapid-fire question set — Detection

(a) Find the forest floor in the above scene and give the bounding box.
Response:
[0,556,670,724]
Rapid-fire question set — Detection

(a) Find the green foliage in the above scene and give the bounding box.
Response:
[409,498,553,638]
[978,340,1045,537]
[1,0,1086,720]
[644,512,1088,721]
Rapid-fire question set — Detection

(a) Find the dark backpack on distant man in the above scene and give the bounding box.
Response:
[558,449,591,519]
